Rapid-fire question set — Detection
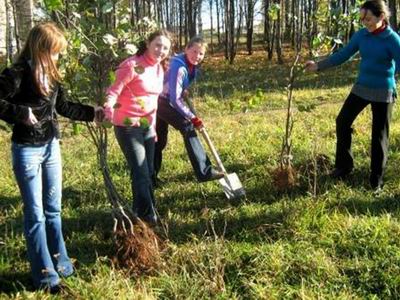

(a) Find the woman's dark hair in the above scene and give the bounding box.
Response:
[136,29,174,71]
[361,0,391,23]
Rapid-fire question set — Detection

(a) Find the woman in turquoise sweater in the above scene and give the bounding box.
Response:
[305,0,400,191]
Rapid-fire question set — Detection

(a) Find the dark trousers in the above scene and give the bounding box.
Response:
[335,93,393,185]
[154,97,213,182]
[114,126,156,222]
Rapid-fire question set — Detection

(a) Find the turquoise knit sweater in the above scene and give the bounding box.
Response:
[318,26,400,92]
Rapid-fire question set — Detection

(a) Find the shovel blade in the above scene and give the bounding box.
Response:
[218,173,246,199]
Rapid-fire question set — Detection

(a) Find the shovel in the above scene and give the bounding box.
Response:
[185,97,245,199]
[198,127,246,199]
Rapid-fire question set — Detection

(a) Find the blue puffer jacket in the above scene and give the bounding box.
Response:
[160,53,199,120]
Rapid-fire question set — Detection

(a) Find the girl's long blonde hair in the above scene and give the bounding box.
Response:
[18,22,67,96]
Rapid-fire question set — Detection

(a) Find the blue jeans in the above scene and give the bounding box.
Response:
[154,97,213,182]
[114,126,157,223]
[12,138,73,289]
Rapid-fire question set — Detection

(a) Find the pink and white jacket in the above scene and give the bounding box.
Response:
[104,53,164,131]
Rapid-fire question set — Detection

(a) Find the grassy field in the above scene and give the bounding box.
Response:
[2,49,400,299]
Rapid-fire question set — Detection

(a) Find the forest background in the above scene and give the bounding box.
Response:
[2,0,400,299]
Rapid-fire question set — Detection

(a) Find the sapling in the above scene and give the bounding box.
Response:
[57,11,163,274]
[272,54,300,191]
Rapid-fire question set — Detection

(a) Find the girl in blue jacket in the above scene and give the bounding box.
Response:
[305,0,400,191]
[154,36,223,184]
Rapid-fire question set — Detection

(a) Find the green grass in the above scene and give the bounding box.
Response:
[2,49,400,299]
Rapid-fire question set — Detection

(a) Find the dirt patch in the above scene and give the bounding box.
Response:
[112,221,163,275]
[272,165,298,191]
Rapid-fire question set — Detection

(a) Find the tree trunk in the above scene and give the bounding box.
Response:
[184,0,189,44]
[5,0,16,63]
[389,0,397,31]
[198,0,203,35]
[224,0,229,59]
[228,0,235,63]
[264,0,274,60]
[165,0,170,29]
[246,0,254,55]
[220,0,225,40]
[209,0,214,53]
[232,1,243,62]
[134,0,140,22]
[13,0,34,47]
[187,0,196,38]
[179,0,184,49]
[276,1,283,64]
[216,0,221,44]
[0,0,6,64]
[284,0,290,39]
[290,0,296,47]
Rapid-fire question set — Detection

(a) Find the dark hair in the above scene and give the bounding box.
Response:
[186,35,208,50]
[360,0,391,23]
[136,29,174,71]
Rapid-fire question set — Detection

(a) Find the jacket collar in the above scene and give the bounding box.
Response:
[361,26,394,39]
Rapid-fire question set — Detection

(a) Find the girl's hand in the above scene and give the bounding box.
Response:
[304,60,318,72]
[102,104,113,122]
[23,108,38,126]
[191,116,204,129]
[94,106,105,123]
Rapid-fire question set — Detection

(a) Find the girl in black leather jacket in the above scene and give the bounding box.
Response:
[0,22,102,292]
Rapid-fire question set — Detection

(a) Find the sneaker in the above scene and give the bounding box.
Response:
[198,169,225,182]
[370,174,384,192]
[208,169,225,181]
[329,168,352,179]
[41,283,62,295]
[49,284,62,295]
[141,215,158,227]
[373,186,383,196]
[152,174,165,189]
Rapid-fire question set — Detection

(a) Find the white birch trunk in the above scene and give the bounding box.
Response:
[13,0,34,46]
[0,0,7,64]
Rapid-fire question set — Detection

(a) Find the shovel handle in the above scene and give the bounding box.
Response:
[185,97,228,175]
[199,127,228,174]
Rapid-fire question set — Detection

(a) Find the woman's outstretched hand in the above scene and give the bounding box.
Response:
[304,60,318,72]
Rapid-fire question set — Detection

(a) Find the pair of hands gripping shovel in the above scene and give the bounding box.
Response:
[185,97,246,200]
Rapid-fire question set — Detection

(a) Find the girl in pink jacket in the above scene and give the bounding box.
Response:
[104,30,172,225]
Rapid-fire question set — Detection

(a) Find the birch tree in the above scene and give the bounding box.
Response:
[13,0,35,46]
[0,0,6,64]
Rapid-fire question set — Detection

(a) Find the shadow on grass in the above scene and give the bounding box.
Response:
[0,194,20,210]
[0,271,35,295]
[329,193,400,216]
[0,209,115,295]
[62,209,115,265]
[162,205,288,245]
[62,185,109,210]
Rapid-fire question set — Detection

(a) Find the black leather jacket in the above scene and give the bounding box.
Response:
[0,60,94,144]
